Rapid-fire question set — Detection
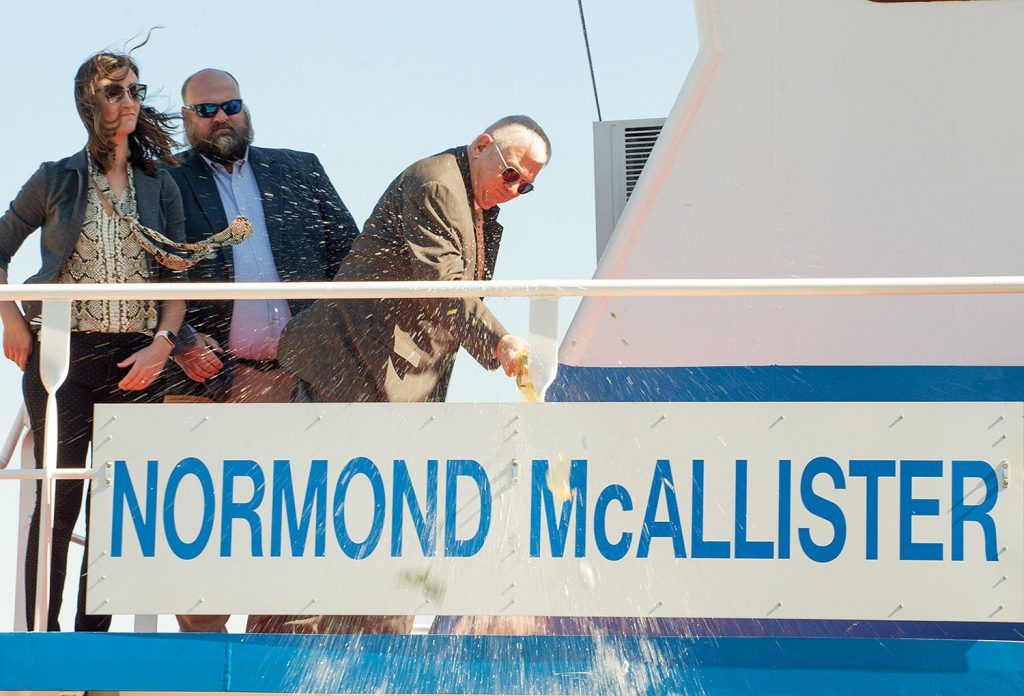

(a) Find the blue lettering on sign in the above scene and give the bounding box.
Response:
[900,460,943,561]
[105,453,1004,564]
[594,484,633,560]
[637,460,686,559]
[444,459,492,558]
[392,459,438,557]
[220,459,265,557]
[164,457,215,560]
[691,460,729,559]
[849,459,896,560]
[777,460,791,560]
[734,460,774,559]
[951,460,999,561]
[798,456,847,563]
[271,459,327,557]
[530,458,588,558]
[332,457,385,560]
[111,460,157,558]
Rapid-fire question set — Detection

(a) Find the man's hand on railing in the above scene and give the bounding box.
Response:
[495,334,529,377]
[117,339,174,391]
[172,332,223,383]
[1,314,33,371]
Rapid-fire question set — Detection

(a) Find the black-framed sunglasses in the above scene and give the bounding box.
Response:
[183,99,244,118]
[102,83,147,104]
[493,140,535,195]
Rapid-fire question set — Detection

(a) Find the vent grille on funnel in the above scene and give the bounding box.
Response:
[624,126,662,199]
[593,118,665,261]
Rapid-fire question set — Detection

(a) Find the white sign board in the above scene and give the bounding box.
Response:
[88,402,1022,621]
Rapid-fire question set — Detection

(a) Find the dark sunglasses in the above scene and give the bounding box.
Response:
[183,99,244,118]
[493,140,535,194]
[101,83,147,104]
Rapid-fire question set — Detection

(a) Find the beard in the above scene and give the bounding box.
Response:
[186,108,255,164]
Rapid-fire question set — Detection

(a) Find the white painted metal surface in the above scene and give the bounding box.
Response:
[563,0,1024,369]
[89,401,1021,621]
[6,273,1022,632]
[3,277,1024,302]
[13,421,33,633]
[527,297,559,400]
[33,299,70,631]
[2,273,1023,630]
[0,405,27,471]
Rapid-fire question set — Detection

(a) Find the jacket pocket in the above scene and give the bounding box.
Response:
[392,327,422,370]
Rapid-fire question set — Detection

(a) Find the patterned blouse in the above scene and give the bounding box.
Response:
[57,167,157,334]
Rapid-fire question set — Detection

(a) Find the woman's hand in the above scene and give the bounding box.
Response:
[2,315,33,371]
[117,339,173,391]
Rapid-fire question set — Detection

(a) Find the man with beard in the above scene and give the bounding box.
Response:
[167,68,358,404]
[165,68,358,632]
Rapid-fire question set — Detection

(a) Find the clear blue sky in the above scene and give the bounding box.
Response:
[0,0,697,631]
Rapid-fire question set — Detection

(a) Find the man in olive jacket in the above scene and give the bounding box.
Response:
[278,116,550,404]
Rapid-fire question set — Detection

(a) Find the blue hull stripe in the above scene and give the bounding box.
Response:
[431,616,1024,641]
[548,364,1024,402]
[0,633,1022,693]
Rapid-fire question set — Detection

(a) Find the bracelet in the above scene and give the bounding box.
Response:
[155,329,176,348]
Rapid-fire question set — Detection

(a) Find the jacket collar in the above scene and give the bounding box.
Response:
[180,148,207,170]
[455,146,474,207]
[455,146,502,221]
[66,148,88,172]
[454,146,503,280]
[66,147,159,216]
[176,148,229,233]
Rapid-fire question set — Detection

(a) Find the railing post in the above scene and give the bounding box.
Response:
[0,404,27,470]
[34,299,71,631]
[134,614,158,632]
[13,413,33,632]
[528,296,560,401]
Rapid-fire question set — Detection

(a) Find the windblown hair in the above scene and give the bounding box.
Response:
[74,51,179,174]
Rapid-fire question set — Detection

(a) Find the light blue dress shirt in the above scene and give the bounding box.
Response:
[203,150,292,360]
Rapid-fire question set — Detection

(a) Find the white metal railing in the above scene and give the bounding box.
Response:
[0,405,27,471]
[4,275,1024,632]
[5,277,1024,301]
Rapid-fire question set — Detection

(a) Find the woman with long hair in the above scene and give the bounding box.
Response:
[0,50,186,631]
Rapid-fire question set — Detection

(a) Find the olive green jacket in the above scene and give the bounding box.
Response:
[278,147,507,402]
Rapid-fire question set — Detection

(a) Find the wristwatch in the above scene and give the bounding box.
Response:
[155,329,177,348]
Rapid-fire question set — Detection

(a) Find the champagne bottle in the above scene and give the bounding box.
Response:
[515,351,541,403]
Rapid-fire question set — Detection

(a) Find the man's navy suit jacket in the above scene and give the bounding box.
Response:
[165,146,359,397]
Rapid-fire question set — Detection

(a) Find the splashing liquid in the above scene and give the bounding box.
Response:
[515,351,541,402]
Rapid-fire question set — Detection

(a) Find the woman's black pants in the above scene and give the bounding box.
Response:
[22,331,161,632]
